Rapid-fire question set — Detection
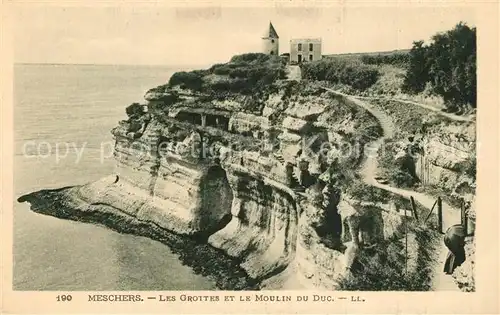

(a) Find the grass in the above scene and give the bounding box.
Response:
[301,57,381,91]
[322,54,445,108]
[337,221,435,291]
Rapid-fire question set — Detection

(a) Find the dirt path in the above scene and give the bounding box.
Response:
[321,87,461,291]
[354,95,474,123]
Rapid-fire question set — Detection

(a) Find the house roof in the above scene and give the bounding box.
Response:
[290,38,322,43]
[263,22,279,39]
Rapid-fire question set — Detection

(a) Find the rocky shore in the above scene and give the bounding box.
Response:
[18,186,259,290]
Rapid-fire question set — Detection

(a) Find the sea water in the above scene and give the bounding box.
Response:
[13,63,216,290]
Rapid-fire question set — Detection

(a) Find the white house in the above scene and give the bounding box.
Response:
[290,38,322,64]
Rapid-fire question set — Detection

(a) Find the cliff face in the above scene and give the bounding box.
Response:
[415,123,476,201]
[208,168,298,279]
[73,78,387,287]
[79,117,235,235]
[20,55,443,290]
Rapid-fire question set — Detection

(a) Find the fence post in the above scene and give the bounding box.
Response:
[437,197,443,233]
[424,199,437,224]
[461,200,469,235]
[410,196,419,222]
[405,214,408,277]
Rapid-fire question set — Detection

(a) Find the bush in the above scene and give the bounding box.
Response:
[361,53,410,68]
[337,226,433,291]
[146,84,168,94]
[230,53,271,64]
[391,169,418,188]
[210,79,250,94]
[125,103,144,118]
[403,22,476,110]
[346,181,391,204]
[149,92,179,112]
[402,40,430,94]
[462,157,476,180]
[168,71,204,91]
[301,58,380,91]
[168,54,284,97]
[207,63,285,96]
[228,67,249,79]
[212,65,232,75]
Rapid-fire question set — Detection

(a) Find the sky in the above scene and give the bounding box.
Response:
[13,4,477,67]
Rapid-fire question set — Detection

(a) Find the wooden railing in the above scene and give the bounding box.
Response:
[408,195,474,236]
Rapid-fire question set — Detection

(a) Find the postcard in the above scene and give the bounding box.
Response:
[1,1,498,314]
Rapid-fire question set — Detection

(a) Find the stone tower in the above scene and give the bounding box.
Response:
[262,21,279,56]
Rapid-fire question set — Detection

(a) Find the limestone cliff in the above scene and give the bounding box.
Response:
[18,54,441,290]
[415,122,476,203]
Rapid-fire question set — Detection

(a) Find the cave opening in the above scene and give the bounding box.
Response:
[176,111,202,125]
[198,166,234,238]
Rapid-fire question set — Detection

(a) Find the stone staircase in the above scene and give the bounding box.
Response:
[272,153,306,192]
[291,173,305,192]
[273,153,285,164]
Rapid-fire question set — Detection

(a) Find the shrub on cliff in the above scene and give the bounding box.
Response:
[207,63,285,96]
[209,64,229,75]
[338,225,433,291]
[149,92,180,112]
[230,53,271,64]
[402,22,476,111]
[301,58,380,91]
[125,102,145,118]
[168,71,205,91]
[361,53,410,68]
[167,54,284,98]
[210,79,250,94]
[346,181,391,204]
[461,156,476,181]
[378,140,419,189]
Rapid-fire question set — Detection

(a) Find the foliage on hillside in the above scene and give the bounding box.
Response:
[300,58,381,91]
[167,53,286,96]
[125,102,145,119]
[378,139,420,188]
[143,53,286,113]
[338,224,434,291]
[321,23,475,113]
[361,53,410,68]
[169,70,207,91]
[402,22,476,112]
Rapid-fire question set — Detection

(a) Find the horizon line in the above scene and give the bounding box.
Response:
[14,47,414,67]
[14,62,210,68]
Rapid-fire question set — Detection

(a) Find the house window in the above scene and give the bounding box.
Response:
[271,39,275,43]
[309,43,313,51]
[298,43,302,51]
[270,51,274,55]
[309,54,313,61]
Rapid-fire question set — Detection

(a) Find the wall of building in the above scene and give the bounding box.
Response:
[290,39,322,63]
[262,37,279,56]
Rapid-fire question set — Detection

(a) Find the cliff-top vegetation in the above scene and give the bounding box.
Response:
[305,22,476,115]
[147,53,286,99]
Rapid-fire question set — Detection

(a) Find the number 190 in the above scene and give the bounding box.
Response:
[56,295,72,302]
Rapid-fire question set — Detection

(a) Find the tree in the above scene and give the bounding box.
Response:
[125,103,144,118]
[403,22,476,111]
[402,40,430,94]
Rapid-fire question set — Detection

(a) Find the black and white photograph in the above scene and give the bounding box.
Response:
[3,2,493,304]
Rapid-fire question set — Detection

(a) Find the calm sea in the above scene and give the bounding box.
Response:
[13,63,216,290]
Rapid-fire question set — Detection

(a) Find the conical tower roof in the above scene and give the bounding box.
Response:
[263,21,279,39]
